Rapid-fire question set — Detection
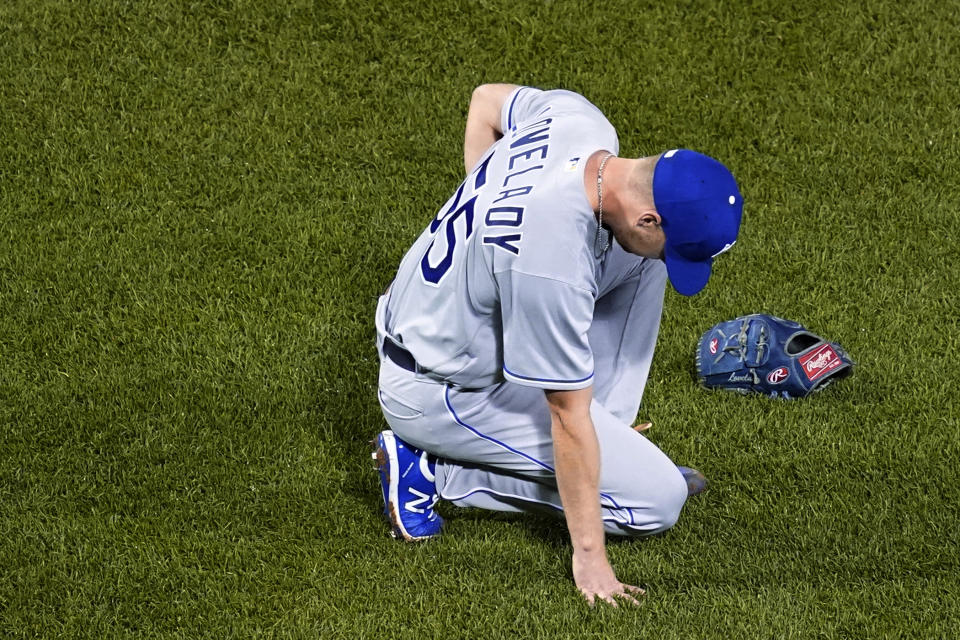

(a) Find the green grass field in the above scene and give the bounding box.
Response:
[2,0,958,637]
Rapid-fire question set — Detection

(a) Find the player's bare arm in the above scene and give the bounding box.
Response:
[463,83,518,173]
[546,387,644,607]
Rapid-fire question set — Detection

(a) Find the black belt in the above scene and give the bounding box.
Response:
[382,341,483,390]
[383,339,421,373]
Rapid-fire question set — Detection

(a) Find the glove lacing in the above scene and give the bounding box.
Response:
[721,318,768,385]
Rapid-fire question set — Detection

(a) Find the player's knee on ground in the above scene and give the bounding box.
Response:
[650,467,689,533]
[605,465,688,537]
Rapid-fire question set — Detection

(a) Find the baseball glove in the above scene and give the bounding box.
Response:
[696,314,854,399]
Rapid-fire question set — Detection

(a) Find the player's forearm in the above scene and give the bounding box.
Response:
[550,407,606,555]
[463,83,517,173]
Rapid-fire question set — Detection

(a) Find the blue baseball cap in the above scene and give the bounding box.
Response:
[652,149,743,296]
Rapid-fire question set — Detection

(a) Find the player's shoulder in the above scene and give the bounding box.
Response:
[540,88,607,118]
[506,86,614,133]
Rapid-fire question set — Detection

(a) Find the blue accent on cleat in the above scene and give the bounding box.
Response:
[677,466,708,497]
[371,430,443,541]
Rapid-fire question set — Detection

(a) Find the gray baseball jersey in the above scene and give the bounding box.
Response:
[384,86,646,391]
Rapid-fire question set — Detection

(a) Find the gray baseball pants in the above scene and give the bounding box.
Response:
[374,259,688,536]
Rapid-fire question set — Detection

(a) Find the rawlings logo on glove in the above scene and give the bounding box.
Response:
[696,314,854,399]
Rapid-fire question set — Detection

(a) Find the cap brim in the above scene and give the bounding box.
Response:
[664,248,712,296]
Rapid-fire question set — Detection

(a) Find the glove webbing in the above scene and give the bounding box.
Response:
[713,318,768,384]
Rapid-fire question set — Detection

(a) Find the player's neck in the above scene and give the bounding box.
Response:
[584,153,638,223]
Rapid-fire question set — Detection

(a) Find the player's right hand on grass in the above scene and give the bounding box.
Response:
[572,549,645,607]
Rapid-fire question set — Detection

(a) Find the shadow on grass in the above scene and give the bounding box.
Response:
[442,504,676,550]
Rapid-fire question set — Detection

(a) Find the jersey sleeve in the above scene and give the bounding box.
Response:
[501,86,555,134]
[497,269,595,390]
[500,86,612,137]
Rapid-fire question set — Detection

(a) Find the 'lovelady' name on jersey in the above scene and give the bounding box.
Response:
[482,117,553,256]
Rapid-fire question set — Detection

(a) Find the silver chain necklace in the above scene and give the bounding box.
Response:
[594,153,615,258]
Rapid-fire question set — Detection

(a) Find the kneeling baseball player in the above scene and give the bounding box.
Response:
[372,83,743,606]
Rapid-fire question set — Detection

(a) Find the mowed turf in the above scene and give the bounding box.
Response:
[1,0,958,637]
